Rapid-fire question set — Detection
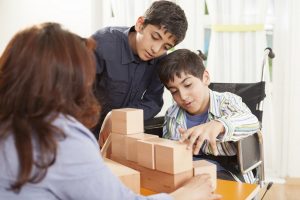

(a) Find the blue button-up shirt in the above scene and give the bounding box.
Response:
[92,26,164,125]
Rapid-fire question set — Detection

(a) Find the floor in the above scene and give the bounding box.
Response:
[259,178,300,200]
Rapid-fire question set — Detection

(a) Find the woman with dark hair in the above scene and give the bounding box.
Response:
[0,23,220,200]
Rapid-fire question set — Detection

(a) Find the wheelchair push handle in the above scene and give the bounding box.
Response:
[261,47,275,81]
[265,47,275,59]
[197,50,207,61]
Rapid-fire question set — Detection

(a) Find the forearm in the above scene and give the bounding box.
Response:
[215,113,260,142]
[215,93,260,142]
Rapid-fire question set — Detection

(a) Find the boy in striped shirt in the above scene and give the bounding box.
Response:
[157,49,260,183]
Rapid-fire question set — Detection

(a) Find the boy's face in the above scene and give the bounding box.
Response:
[166,71,210,115]
[133,17,176,61]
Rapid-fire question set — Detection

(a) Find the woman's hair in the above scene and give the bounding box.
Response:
[157,49,206,86]
[143,0,188,45]
[0,22,100,192]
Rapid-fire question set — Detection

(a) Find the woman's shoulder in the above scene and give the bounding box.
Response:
[52,114,98,146]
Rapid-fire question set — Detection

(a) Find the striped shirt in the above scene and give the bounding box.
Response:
[163,89,259,155]
[162,90,260,183]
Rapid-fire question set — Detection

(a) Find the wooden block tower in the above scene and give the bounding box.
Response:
[106,108,217,194]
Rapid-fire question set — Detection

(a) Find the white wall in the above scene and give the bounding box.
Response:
[273,0,300,178]
[0,0,102,54]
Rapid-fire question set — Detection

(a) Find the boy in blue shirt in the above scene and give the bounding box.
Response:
[157,49,260,183]
[92,1,188,145]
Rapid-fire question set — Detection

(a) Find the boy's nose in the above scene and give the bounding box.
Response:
[179,91,188,101]
[151,43,161,54]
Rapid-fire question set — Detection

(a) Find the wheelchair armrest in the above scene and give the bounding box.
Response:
[237,131,264,176]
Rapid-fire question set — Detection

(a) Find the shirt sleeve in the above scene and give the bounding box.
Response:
[214,92,260,142]
[162,106,183,141]
[92,34,105,75]
[47,121,173,200]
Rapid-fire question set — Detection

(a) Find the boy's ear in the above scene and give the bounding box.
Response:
[202,70,210,86]
[135,17,145,32]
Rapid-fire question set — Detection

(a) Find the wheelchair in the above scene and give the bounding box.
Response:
[145,48,275,187]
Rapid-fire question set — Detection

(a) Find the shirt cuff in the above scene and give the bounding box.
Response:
[214,118,234,142]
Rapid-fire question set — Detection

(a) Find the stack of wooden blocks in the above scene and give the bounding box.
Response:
[104,108,217,194]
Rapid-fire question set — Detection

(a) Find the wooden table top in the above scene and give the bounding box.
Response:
[141,179,260,200]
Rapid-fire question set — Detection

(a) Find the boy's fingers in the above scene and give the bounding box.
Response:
[210,139,218,156]
[179,128,190,142]
[178,127,185,134]
[193,136,204,154]
[187,133,198,150]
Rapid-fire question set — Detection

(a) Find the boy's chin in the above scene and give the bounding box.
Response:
[185,108,202,116]
[185,109,196,115]
[139,53,153,61]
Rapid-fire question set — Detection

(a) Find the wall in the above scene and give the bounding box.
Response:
[273,0,300,178]
[0,0,102,54]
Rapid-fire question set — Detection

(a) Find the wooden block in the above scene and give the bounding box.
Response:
[111,133,127,159]
[126,133,158,162]
[137,140,155,169]
[145,137,193,174]
[101,133,112,159]
[104,158,140,194]
[111,108,143,134]
[111,155,193,193]
[103,143,112,159]
[140,165,193,193]
[193,160,217,190]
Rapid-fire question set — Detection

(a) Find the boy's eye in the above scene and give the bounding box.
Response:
[151,34,159,40]
[184,84,192,88]
[170,90,178,94]
[164,45,172,51]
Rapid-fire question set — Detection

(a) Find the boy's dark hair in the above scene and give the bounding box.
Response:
[143,0,188,45]
[158,49,206,85]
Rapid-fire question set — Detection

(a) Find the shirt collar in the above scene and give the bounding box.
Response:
[166,104,186,125]
[121,26,154,65]
[208,89,221,117]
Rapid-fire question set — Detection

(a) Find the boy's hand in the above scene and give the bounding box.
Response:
[179,120,225,156]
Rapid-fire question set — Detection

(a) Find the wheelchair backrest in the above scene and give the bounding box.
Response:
[209,81,266,122]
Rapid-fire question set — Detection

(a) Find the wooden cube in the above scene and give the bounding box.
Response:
[126,133,158,162]
[193,160,217,190]
[104,158,140,194]
[137,140,155,169]
[111,108,143,134]
[146,137,193,174]
[110,155,193,193]
[140,167,193,193]
[111,133,127,159]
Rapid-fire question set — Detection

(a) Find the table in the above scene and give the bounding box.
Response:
[141,179,260,200]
